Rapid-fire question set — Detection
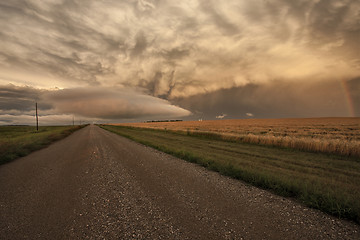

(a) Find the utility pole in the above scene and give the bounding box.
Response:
[36,102,39,131]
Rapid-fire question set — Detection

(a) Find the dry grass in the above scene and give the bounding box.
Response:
[0,125,86,165]
[114,118,360,157]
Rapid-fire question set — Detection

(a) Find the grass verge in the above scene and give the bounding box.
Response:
[0,125,87,165]
[101,125,360,224]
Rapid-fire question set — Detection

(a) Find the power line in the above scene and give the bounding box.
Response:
[36,102,39,131]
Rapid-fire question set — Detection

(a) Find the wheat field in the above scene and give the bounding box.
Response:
[115,118,360,157]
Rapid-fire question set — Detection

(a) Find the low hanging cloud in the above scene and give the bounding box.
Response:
[0,85,191,125]
[173,78,360,119]
[0,84,51,112]
[44,87,191,120]
[215,114,227,119]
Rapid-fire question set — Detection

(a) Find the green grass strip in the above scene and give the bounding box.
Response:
[0,125,87,165]
[101,125,360,224]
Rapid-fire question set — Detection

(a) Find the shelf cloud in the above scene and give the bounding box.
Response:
[44,87,191,120]
[0,85,190,124]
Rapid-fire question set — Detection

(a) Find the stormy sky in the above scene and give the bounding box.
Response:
[1,0,359,125]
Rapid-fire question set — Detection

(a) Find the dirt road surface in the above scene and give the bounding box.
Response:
[0,125,359,239]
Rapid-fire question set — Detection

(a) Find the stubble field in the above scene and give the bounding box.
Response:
[117,118,360,157]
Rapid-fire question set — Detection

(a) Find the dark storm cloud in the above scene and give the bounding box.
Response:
[0,84,51,112]
[173,79,360,119]
[347,77,360,116]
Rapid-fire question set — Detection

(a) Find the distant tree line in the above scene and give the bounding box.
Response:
[145,120,183,123]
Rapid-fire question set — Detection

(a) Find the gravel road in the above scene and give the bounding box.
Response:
[0,125,359,239]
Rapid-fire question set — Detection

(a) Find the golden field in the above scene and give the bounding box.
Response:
[114,118,360,157]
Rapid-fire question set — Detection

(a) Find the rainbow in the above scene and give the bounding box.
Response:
[341,79,355,117]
